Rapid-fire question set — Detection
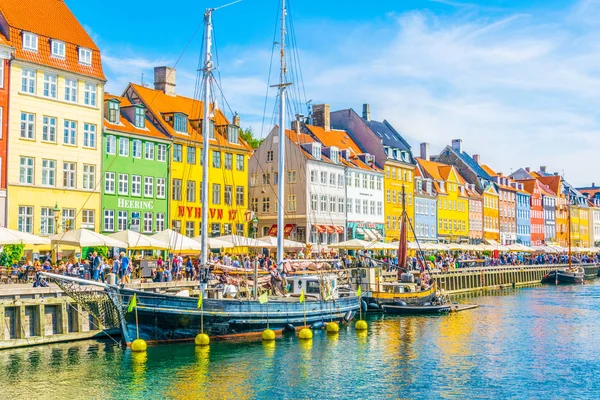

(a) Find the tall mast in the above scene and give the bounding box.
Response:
[275,0,290,267]
[567,195,572,269]
[200,9,214,266]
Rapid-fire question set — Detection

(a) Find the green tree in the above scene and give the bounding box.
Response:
[83,246,108,260]
[0,244,25,266]
[240,127,263,149]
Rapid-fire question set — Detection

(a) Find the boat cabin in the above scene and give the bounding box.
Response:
[286,275,338,301]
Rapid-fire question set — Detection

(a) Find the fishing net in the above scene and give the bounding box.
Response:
[54,280,120,329]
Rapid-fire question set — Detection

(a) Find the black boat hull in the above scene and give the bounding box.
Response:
[541,268,584,285]
[381,304,452,315]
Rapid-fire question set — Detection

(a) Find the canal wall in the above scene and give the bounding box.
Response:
[429,264,598,294]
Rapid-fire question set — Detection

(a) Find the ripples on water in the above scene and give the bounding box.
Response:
[2,282,600,399]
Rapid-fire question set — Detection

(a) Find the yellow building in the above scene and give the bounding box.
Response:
[482,184,500,242]
[416,159,469,242]
[125,70,252,238]
[384,161,415,240]
[1,1,105,235]
[579,208,589,247]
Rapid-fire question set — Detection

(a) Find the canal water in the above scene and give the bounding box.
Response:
[2,281,600,399]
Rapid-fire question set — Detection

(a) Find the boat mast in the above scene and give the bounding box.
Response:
[200,9,214,266]
[567,195,572,270]
[275,0,290,267]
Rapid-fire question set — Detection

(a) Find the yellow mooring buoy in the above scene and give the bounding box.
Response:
[131,339,147,352]
[326,322,339,334]
[195,333,210,346]
[262,329,276,341]
[298,328,313,340]
[355,320,368,331]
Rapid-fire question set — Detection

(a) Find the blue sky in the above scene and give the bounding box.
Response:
[69,0,599,186]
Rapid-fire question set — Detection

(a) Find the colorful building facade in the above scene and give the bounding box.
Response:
[414,165,437,242]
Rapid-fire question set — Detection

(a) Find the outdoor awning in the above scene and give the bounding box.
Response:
[363,229,378,241]
[283,224,295,235]
[267,225,277,237]
[485,239,500,246]
[313,224,326,233]
[334,226,344,233]
[325,225,335,234]
[372,229,383,240]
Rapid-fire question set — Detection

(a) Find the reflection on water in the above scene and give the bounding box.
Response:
[3,282,600,399]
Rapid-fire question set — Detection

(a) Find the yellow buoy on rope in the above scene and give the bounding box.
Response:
[355,320,368,331]
[326,322,339,334]
[262,329,276,341]
[195,333,210,346]
[298,327,313,340]
[131,339,147,352]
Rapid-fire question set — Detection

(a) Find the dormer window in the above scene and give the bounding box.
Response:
[51,40,65,58]
[107,100,120,123]
[23,32,38,52]
[79,48,92,65]
[174,113,188,133]
[330,147,339,164]
[227,125,239,143]
[134,106,145,129]
[312,143,321,160]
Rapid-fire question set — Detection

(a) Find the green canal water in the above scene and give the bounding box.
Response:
[2,281,600,399]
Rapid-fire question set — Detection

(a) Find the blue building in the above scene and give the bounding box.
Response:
[515,183,531,246]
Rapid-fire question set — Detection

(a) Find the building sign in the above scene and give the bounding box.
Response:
[177,206,238,221]
[349,221,382,229]
[118,198,154,210]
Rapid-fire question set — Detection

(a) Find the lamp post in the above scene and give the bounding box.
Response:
[52,202,60,263]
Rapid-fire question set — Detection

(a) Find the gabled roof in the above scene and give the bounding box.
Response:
[536,175,561,196]
[510,168,535,181]
[104,94,170,141]
[127,83,251,152]
[0,0,105,80]
[446,147,493,181]
[283,127,348,167]
[363,118,412,152]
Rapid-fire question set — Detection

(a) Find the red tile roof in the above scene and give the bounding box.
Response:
[104,94,170,141]
[0,0,105,80]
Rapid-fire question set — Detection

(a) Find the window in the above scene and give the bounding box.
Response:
[18,206,33,233]
[224,185,232,205]
[62,209,75,231]
[362,174,368,188]
[310,170,317,183]
[82,165,95,190]
[142,212,153,233]
[131,175,141,196]
[267,151,274,162]
[320,171,327,184]
[23,32,38,51]
[211,223,221,237]
[330,148,339,163]
[376,177,382,190]
[118,211,128,231]
[118,174,129,195]
[83,123,96,148]
[157,144,167,162]
[355,173,360,187]
[370,200,376,215]
[228,125,239,143]
[212,183,221,204]
[40,207,55,235]
[41,159,56,187]
[134,106,145,128]
[377,201,383,216]
[330,173,336,186]
[156,213,165,232]
[213,151,221,168]
[64,120,76,145]
[172,179,182,200]
[156,178,166,198]
[174,114,188,133]
[186,180,196,202]
[236,154,244,171]
[262,197,270,213]
[338,198,344,213]
[363,200,368,215]
[19,157,34,184]
[338,174,344,187]
[236,223,245,236]
[20,112,35,139]
[104,210,115,231]
[43,73,57,98]
[21,69,36,94]
[173,144,182,162]
[119,137,129,156]
[84,83,97,106]
[79,48,92,65]
[288,170,297,183]
[105,172,115,194]
[82,210,95,229]
[225,153,233,170]
[142,142,154,160]
[262,173,270,185]
[251,197,259,212]
[369,175,375,189]
[105,135,116,154]
[182,221,194,238]
[132,139,142,158]
[321,196,328,212]
[355,199,361,214]
[186,146,196,165]
[312,144,321,160]
[65,79,77,102]
[144,177,154,197]
[42,116,57,142]
[288,195,297,212]
[236,186,244,206]
[63,162,76,188]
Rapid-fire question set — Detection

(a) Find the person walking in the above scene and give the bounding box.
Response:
[120,252,130,284]
[91,252,100,281]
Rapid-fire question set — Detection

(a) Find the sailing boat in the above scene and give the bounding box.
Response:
[541,196,584,284]
[42,3,358,345]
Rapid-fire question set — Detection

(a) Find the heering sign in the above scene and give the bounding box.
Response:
[117,198,155,210]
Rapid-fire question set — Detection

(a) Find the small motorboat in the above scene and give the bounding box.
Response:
[541,266,584,285]
[382,303,452,315]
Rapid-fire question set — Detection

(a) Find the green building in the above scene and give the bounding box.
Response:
[101,94,170,234]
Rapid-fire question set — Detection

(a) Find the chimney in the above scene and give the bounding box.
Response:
[362,103,371,121]
[291,114,304,134]
[312,104,330,131]
[451,139,462,153]
[525,167,530,172]
[233,112,241,127]
[419,142,430,161]
[154,66,176,96]
[593,182,596,188]
[540,166,547,173]
[473,154,480,164]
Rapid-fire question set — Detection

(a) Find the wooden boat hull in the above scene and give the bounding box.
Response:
[369,283,438,307]
[116,288,359,344]
[382,304,452,315]
[541,268,584,285]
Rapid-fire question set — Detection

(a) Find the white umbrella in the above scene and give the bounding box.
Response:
[50,229,127,248]
[108,230,169,250]
[0,227,51,246]
[256,236,305,249]
[212,235,272,248]
[191,236,235,249]
[151,229,202,252]
[328,238,372,250]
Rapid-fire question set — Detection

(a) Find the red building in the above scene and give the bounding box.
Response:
[520,179,545,246]
[0,41,11,227]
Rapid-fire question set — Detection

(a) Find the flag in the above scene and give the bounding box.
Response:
[258,292,269,304]
[299,289,305,304]
[197,292,203,309]
[356,286,362,298]
[127,294,137,313]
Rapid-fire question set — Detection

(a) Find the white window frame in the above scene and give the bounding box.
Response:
[63,162,76,189]
[63,120,77,145]
[82,209,95,230]
[82,164,95,190]
[23,32,38,52]
[119,137,129,156]
[64,78,77,102]
[118,174,128,195]
[157,144,167,162]
[106,135,116,154]
[20,112,35,139]
[105,172,115,194]
[144,142,154,160]
[156,213,165,232]
[144,176,154,197]
[21,69,36,94]
[131,175,141,196]
[79,48,92,65]
[41,159,56,187]
[143,212,153,233]
[42,116,57,142]
[18,206,34,233]
[40,207,55,235]
[43,73,57,98]
[83,123,96,148]
[117,210,128,231]
[19,157,34,184]
[156,178,166,199]
[84,82,97,106]
[103,210,114,232]
[51,40,65,58]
